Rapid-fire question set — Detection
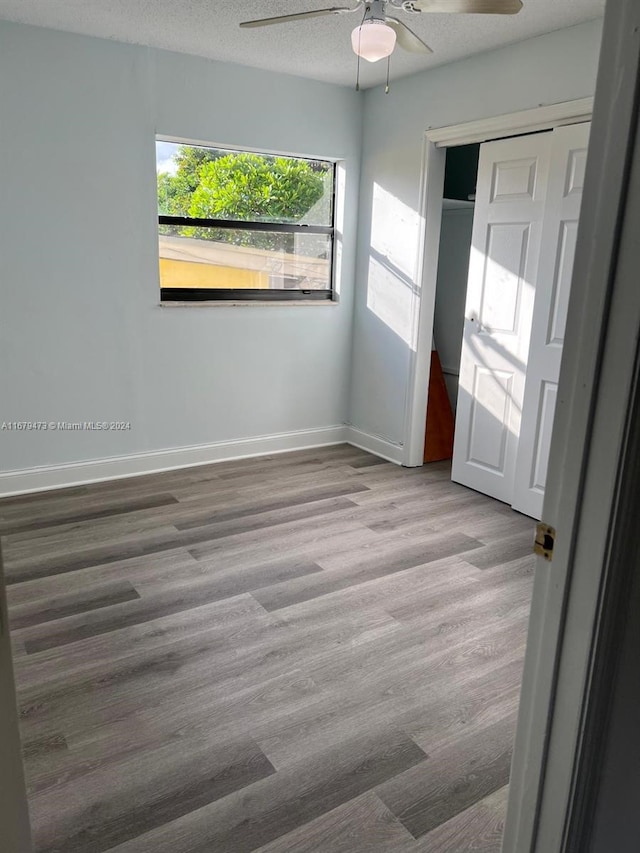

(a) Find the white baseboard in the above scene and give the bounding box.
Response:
[346,427,404,465]
[0,426,353,497]
[0,425,405,497]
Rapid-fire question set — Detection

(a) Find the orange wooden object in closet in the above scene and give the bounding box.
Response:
[424,350,455,463]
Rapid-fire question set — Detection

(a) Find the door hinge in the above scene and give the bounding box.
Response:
[535,522,556,561]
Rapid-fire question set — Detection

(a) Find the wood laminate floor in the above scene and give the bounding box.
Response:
[1,445,536,852]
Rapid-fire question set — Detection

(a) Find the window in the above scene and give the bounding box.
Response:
[156,140,336,302]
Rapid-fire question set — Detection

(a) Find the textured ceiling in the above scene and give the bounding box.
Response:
[0,0,605,88]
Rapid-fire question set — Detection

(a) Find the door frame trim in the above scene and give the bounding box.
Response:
[427,98,593,149]
[403,97,594,470]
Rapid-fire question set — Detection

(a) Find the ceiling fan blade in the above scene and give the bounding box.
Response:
[386,17,433,53]
[240,7,354,29]
[412,0,523,13]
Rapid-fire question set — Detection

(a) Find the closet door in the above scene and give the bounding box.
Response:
[511,122,591,518]
[452,132,552,503]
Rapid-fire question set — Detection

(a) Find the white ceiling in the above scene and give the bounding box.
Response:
[0,0,605,88]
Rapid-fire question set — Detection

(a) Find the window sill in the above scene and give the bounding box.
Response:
[158,299,340,308]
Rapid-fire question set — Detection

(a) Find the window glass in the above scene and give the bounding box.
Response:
[156,142,333,226]
[159,226,332,292]
[156,141,335,300]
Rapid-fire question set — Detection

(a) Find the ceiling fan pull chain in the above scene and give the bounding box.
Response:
[355,4,368,91]
[385,54,391,93]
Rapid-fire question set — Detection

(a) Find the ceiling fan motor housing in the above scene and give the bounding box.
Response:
[365,0,388,22]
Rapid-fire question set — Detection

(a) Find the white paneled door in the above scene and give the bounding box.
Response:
[512,123,591,518]
[452,132,552,504]
[452,122,590,517]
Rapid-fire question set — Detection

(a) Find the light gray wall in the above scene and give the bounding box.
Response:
[348,19,604,448]
[0,22,362,475]
[433,206,474,412]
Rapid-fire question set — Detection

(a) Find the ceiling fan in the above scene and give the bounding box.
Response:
[239,0,523,64]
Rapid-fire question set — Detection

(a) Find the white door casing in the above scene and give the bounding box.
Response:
[512,123,591,519]
[452,133,552,503]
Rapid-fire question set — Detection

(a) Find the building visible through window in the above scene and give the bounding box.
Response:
[156,141,335,302]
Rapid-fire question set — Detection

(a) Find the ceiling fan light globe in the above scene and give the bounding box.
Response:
[351,20,397,63]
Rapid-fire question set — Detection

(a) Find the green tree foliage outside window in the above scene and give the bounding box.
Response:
[158,146,332,252]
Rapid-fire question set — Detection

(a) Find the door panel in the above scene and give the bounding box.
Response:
[452,132,552,503]
[547,220,579,345]
[467,366,514,472]
[512,122,591,518]
[480,223,530,332]
[490,157,539,202]
[530,379,557,491]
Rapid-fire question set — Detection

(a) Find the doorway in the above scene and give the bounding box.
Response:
[425,143,478,464]
[405,100,594,518]
[453,124,591,518]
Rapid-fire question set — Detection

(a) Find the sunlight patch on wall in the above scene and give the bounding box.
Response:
[366,183,423,347]
[371,183,421,279]
[367,256,414,345]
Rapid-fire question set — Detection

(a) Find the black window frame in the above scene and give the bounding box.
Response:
[157,146,336,303]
